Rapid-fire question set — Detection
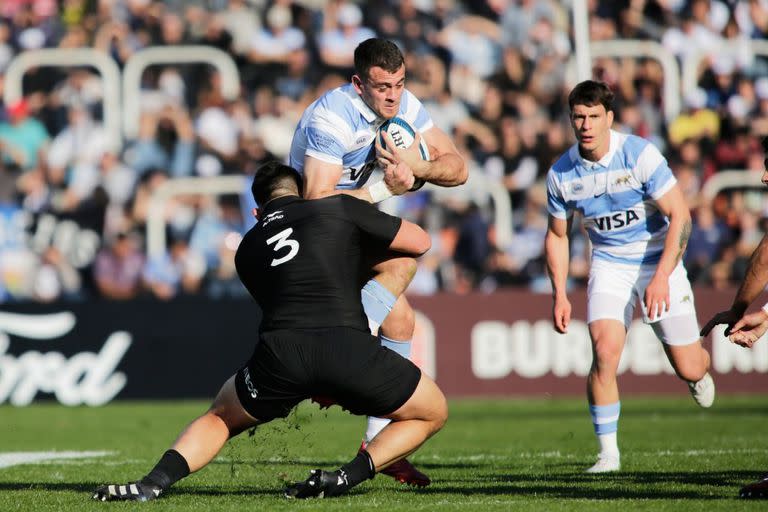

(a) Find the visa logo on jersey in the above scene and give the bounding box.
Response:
[594,210,640,231]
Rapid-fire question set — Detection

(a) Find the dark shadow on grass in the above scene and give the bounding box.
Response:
[427,469,759,499]
[414,484,726,500]
[209,458,485,471]
[0,481,371,499]
[0,482,102,492]
[170,486,371,498]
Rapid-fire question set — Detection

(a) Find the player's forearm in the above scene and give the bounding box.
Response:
[545,232,570,298]
[732,235,768,315]
[414,153,467,187]
[655,211,692,278]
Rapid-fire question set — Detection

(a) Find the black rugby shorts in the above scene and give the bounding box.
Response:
[234,326,421,421]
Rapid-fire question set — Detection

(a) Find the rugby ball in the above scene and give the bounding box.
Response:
[378,117,430,161]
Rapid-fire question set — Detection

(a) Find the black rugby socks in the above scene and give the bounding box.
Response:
[337,449,376,488]
[141,449,191,491]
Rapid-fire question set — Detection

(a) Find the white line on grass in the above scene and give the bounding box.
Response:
[0,451,112,469]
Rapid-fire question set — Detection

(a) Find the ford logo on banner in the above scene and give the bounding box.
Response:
[0,312,131,406]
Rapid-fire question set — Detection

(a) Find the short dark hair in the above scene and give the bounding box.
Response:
[354,38,404,80]
[251,161,303,206]
[568,80,614,113]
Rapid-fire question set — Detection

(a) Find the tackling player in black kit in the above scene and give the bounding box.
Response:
[92,161,448,502]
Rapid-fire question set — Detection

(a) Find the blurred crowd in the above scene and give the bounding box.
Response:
[0,0,768,303]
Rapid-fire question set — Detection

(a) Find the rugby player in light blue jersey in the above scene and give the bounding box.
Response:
[545,80,714,474]
[289,38,466,487]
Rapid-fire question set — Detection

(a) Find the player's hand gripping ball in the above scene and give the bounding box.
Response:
[378,117,430,191]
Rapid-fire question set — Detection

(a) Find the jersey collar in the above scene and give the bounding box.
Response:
[262,195,302,214]
[574,129,619,170]
[343,83,379,124]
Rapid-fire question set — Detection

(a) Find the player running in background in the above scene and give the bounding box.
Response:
[544,80,714,474]
[92,161,447,501]
[289,37,466,486]
[700,137,768,500]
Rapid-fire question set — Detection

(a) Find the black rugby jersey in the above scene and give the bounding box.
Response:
[235,195,401,332]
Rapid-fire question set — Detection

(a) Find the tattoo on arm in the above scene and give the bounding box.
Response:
[675,219,692,263]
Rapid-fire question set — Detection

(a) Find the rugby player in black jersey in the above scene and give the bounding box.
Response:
[92,161,447,501]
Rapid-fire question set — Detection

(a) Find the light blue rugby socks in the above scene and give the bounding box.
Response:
[380,334,411,358]
[590,402,621,456]
[361,279,397,326]
[361,279,413,444]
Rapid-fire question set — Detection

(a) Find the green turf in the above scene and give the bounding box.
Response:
[0,396,766,511]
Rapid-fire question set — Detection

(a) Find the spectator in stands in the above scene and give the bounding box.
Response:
[686,204,732,283]
[130,167,197,239]
[31,246,83,302]
[126,105,195,178]
[93,230,145,300]
[317,2,376,76]
[246,4,306,89]
[189,195,245,272]
[0,98,49,171]
[143,234,206,300]
[668,88,721,149]
[218,0,261,59]
[452,201,491,290]
[47,101,110,189]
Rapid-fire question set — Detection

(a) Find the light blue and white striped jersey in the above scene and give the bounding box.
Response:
[288,83,433,189]
[546,130,677,266]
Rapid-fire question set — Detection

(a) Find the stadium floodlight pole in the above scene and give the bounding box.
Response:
[572,0,592,83]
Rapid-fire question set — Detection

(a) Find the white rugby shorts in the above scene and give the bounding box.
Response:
[587,259,700,345]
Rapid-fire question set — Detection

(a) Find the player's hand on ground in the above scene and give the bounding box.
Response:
[383,161,416,195]
[552,295,571,334]
[700,308,742,337]
[376,131,429,177]
[643,274,670,321]
[728,309,768,348]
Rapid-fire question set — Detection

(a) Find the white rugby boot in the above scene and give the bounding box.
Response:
[688,372,715,408]
[585,453,621,474]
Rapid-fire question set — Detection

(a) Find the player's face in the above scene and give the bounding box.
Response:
[353,65,406,119]
[570,103,614,160]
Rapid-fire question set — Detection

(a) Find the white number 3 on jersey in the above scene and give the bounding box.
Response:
[266,228,300,266]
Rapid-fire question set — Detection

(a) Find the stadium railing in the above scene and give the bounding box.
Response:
[145,172,513,258]
[566,39,681,122]
[682,39,768,98]
[3,47,123,150]
[146,175,249,259]
[122,45,240,140]
[701,169,766,201]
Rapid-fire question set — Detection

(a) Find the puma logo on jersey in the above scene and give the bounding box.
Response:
[593,210,640,231]
[681,295,691,303]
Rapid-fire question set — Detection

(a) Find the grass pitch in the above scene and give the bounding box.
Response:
[0,395,766,511]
